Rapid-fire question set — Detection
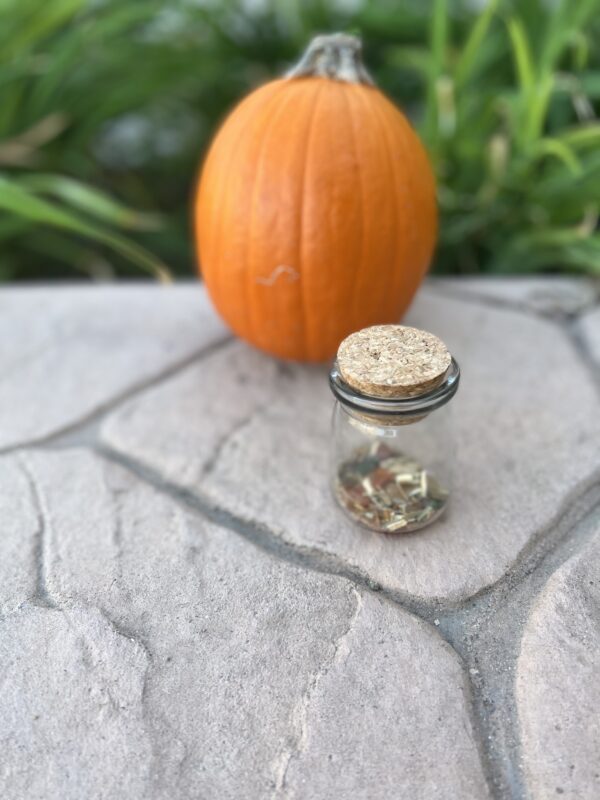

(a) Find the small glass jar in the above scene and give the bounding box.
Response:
[329,329,460,534]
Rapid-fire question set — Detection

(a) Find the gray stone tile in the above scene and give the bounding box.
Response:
[0,455,38,613]
[431,276,598,316]
[280,591,491,800]
[0,603,151,800]
[4,448,489,800]
[101,340,287,487]
[103,288,600,603]
[0,284,227,449]
[577,306,600,369]
[516,529,600,800]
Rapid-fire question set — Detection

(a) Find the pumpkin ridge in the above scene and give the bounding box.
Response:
[245,83,301,350]
[197,82,282,318]
[241,85,292,345]
[297,81,326,360]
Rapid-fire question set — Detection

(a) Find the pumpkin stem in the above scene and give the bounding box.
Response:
[286,33,374,86]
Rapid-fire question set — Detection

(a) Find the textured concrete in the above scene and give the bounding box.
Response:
[1,278,599,800]
[0,284,227,449]
[102,288,600,603]
[517,530,600,800]
[0,455,39,613]
[433,276,598,316]
[0,603,151,800]
[280,592,491,800]
[2,448,488,800]
[577,305,600,369]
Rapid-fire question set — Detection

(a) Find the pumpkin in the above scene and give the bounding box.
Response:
[194,33,437,362]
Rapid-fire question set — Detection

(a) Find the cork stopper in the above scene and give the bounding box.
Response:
[337,325,451,399]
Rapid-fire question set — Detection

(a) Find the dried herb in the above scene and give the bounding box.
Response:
[335,441,448,533]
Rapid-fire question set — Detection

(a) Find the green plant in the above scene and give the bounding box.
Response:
[404,0,600,273]
[0,0,598,280]
[0,0,176,280]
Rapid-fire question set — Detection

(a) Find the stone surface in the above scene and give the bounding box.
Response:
[0,455,38,614]
[577,306,600,369]
[516,529,600,800]
[0,447,489,799]
[101,340,287,487]
[3,279,600,800]
[102,287,600,603]
[432,276,599,317]
[0,603,151,800]
[281,592,491,800]
[0,284,227,449]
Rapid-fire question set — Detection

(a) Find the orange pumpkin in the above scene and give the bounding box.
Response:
[195,33,437,362]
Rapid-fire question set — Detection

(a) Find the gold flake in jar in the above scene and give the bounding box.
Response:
[335,442,448,533]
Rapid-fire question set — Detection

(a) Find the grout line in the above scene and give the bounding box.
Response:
[445,466,600,613]
[92,442,600,800]
[427,282,540,318]
[438,484,600,800]
[3,282,598,799]
[93,444,445,620]
[426,279,600,321]
[91,443,503,798]
[0,335,233,458]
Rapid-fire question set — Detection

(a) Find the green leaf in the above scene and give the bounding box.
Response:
[385,46,431,78]
[19,174,163,230]
[531,138,583,175]
[3,0,85,58]
[506,17,536,93]
[454,0,499,88]
[524,72,554,144]
[0,177,171,281]
[559,123,600,149]
[423,0,448,149]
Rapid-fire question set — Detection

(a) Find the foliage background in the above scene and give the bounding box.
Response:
[0,0,599,282]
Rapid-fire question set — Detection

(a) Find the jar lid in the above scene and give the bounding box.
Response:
[336,325,451,399]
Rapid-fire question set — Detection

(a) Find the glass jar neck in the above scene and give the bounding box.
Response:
[329,357,460,422]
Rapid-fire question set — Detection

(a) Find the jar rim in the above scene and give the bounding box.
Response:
[329,357,460,418]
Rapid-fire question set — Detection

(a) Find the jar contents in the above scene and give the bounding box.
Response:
[334,441,448,533]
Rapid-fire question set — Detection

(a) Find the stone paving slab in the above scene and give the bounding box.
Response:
[0,603,151,800]
[0,285,227,450]
[281,592,490,800]
[433,276,599,317]
[2,278,600,800]
[516,527,600,800]
[0,455,38,613]
[101,287,600,604]
[577,306,600,369]
[0,448,489,799]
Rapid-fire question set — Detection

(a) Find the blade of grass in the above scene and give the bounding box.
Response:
[454,0,499,88]
[423,0,448,150]
[531,137,583,175]
[0,177,171,281]
[524,72,555,143]
[3,0,84,58]
[19,174,163,230]
[506,17,535,93]
[559,123,600,148]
